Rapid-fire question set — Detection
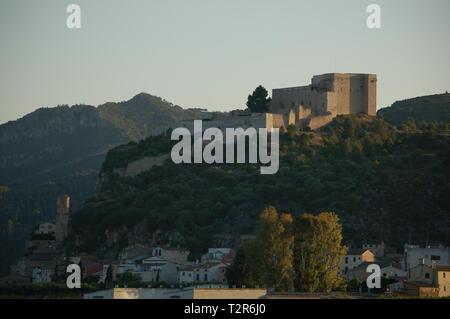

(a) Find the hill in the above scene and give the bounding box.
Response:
[69,115,450,260]
[378,93,450,126]
[0,93,211,273]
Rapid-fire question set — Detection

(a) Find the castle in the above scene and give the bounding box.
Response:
[268,73,377,130]
[180,73,377,132]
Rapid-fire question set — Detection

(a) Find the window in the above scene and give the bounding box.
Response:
[443,272,446,278]
[345,257,348,264]
[353,257,356,263]
[425,273,430,279]
[204,274,208,281]
[431,255,441,261]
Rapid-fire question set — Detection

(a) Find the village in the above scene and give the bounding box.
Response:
[1,195,449,299]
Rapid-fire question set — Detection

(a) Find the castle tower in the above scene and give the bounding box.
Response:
[55,195,70,242]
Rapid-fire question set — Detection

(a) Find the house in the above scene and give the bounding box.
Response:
[405,263,450,297]
[138,256,179,284]
[403,244,450,271]
[152,247,190,264]
[340,249,375,275]
[347,261,406,282]
[434,265,450,297]
[362,242,385,258]
[34,222,56,236]
[178,262,229,285]
[380,265,407,280]
[201,248,234,263]
[404,281,439,298]
[408,263,434,284]
[178,264,196,285]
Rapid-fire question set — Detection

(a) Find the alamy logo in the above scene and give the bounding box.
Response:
[171,120,279,175]
[66,264,81,289]
[366,264,381,289]
[366,4,381,29]
[66,4,81,29]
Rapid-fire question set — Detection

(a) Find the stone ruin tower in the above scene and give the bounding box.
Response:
[55,194,70,242]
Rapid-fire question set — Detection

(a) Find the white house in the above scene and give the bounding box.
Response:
[403,245,450,271]
[178,265,196,284]
[178,262,228,285]
[140,256,179,284]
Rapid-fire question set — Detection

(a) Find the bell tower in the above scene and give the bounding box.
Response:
[55,195,70,242]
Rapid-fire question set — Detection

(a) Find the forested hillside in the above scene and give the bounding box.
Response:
[69,115,450,259]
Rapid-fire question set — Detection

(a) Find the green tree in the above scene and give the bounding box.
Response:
[257,207,294,291]
[293,212,347,293]
[246,85,271,113]
[226,240,262,288]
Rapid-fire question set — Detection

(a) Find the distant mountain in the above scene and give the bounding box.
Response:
[378,93,450,126]
[0,93,211,274]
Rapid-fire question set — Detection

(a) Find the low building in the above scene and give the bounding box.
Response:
[340,249,375,275]
[347,261,406,283]
[140,256,179,284]
[178,265,196,285]
[408,263,434,284]
[404,281,439,298]
[434,265,450,298]
[404,244,450,271]
[178,262,228,285]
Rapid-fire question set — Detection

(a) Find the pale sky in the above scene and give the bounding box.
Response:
[0,0,449,124]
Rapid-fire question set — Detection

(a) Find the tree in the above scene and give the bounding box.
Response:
[226,240,262,288]
[227,206,294,291]
[246,86,271,113]
[293,212,347,293]
[256,207,294,291]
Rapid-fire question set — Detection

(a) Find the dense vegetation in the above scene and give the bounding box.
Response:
[378,93,450,126]
[0,93,211,274]
[69,115,450,260]
[227,207,346,292]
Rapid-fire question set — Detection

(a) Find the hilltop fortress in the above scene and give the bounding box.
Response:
[181,73,377,132]
[269,73,377,130]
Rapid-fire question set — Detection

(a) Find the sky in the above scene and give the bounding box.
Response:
[0,0,449,124]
